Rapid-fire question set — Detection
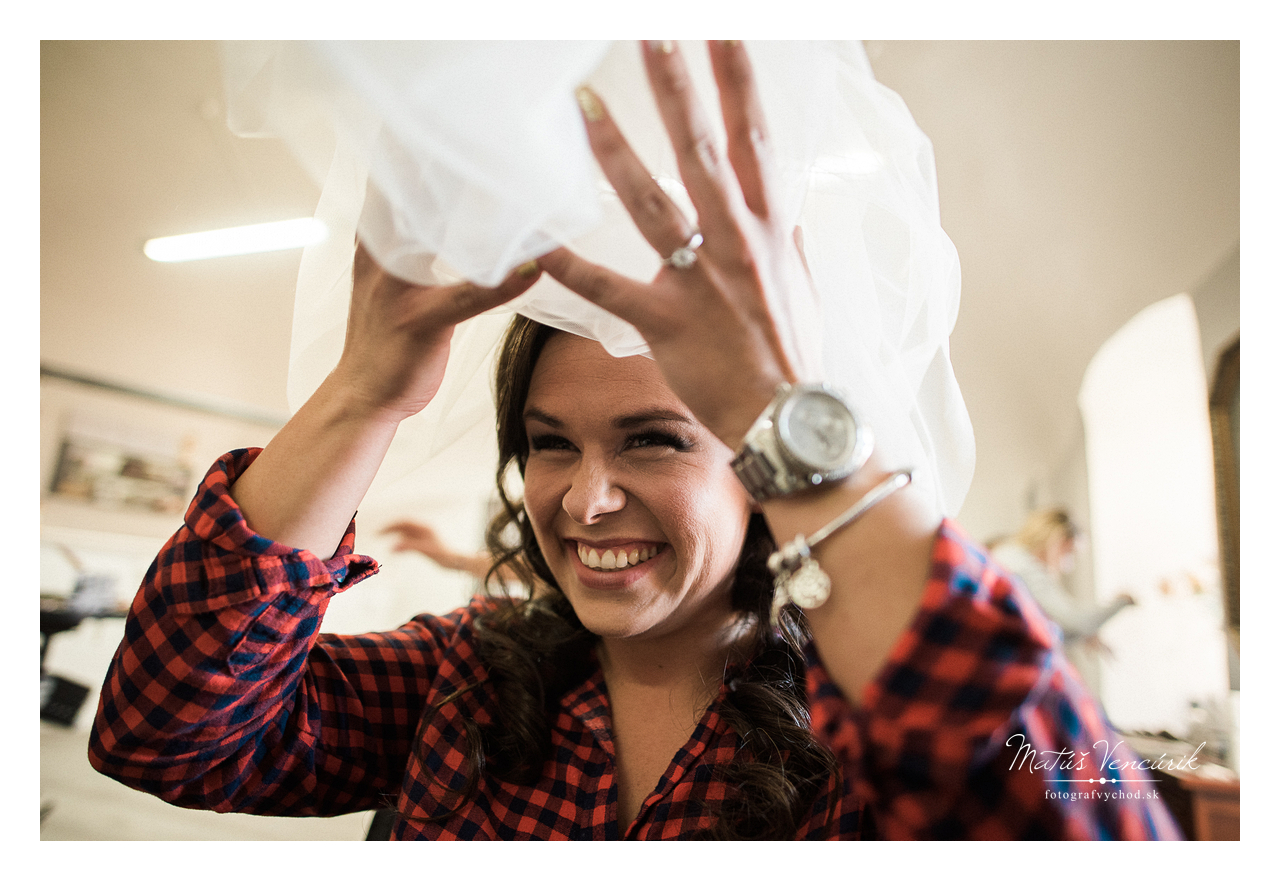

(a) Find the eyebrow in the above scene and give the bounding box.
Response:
[523,406,695,430]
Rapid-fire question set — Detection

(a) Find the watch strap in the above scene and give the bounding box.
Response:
[731,384,795,502]
[731,442,795,501]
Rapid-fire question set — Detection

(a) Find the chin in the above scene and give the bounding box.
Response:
[560,591,654,641]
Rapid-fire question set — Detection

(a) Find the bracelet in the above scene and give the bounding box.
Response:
[767,469,913,625]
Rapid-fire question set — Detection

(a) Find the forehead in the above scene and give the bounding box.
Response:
[526,332,680,409]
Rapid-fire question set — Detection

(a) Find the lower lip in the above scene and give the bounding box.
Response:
[568,543,665,589]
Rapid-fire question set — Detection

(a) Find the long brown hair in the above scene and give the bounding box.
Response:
[434,315,840,838]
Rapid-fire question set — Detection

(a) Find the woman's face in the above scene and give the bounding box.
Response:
[1045,530,1077,575]
[521,332,753,643]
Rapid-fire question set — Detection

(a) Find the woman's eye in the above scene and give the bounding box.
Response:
[529,434,573,453]
[627,431,691,452]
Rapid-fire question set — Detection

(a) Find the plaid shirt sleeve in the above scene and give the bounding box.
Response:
[806,519,1183,839]
[87,448,460,817]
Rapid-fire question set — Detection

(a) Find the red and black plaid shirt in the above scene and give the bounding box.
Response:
[89,449,1181,839]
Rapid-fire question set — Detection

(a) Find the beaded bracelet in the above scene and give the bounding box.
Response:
[767,469,914,625]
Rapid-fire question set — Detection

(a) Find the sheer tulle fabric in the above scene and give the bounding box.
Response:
[222,41,974,518]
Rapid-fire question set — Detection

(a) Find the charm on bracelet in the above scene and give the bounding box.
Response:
[768,538,832,625]
[766,469,913,626]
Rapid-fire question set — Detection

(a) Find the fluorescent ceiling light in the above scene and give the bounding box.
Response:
[144,217,328,262]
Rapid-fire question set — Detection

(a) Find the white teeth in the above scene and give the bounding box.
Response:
[576,544,657,571]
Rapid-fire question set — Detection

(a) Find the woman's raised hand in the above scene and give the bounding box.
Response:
[227,246,539,557]
[381,518,447,554]
[538,41,815,451]
[331,243,542,425]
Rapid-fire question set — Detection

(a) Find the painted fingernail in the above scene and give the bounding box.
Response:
[723,40,741,47]
[516,259,540,279]
[646,40,675,54]
[575,86,605,122]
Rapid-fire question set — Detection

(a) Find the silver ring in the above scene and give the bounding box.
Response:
[662,231,703,270]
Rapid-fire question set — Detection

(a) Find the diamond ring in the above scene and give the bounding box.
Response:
[662,231,703,270]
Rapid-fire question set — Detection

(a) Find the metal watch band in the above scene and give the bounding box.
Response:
[730,384,794,501]
[731,444,791,501]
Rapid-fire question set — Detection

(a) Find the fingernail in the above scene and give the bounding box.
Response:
[723,40,741,47]
[646,40,675,54]
[516,259,540,279]
[575,86,604,122]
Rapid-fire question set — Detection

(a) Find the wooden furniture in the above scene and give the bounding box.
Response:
[1122,732,1239,840]
[1151,764,1240,840]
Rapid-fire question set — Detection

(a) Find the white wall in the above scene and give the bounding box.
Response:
[1079,295,1229,734]
[1191,243,1242,377]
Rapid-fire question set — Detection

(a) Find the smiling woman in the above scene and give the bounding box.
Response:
[86,41,1181,840]
[492,322,780,830]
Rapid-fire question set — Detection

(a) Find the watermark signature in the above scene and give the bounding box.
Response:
[1006,733,1202,792]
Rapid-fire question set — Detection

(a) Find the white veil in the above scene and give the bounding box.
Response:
[221,40,974,520]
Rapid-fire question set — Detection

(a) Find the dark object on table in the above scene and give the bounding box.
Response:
[366,808,396,840]
[41,673,90,727]
[40,572,128,727]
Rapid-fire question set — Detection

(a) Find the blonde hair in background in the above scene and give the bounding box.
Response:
[1014,507,1079,558]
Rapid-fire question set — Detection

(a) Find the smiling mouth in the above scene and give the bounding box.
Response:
[575,543,661,572]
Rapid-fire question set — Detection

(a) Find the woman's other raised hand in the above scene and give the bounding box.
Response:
[541,42,942,700]
[332,243,542,425]
[538,41,816,452]
[227,247,539,558]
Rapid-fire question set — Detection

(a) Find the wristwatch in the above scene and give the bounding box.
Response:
[731,383,873,502]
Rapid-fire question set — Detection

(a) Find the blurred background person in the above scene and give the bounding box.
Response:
[382,520,532,591]
[382,520,495,581]
[992,507,1135,651]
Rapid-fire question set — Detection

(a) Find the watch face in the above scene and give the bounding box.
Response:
[776,388,863,474]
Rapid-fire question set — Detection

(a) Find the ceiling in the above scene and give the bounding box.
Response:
[866,40,1239,531]
[39,41,1240,538]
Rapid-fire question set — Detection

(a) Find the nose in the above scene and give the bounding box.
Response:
[561,456,627,524]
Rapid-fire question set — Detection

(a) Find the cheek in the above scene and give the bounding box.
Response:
[520,465,563,544]
[663,472,753,562]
